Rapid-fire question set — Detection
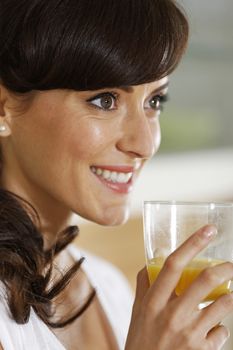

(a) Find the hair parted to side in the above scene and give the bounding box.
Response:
[0,0,188,93]
[0,0,189,329]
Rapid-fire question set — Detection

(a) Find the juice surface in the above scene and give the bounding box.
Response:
[147,257,231,302]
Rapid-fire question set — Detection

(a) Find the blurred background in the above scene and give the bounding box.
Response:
[73,1,233,348]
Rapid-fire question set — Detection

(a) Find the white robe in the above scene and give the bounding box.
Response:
[0,245,134,350]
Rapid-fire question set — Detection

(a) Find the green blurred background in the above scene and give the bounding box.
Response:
[159,0,233,154]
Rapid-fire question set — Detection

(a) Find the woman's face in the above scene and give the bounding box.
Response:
[1,78,168,226]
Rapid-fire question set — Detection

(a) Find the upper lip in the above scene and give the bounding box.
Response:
[91,165,135,173]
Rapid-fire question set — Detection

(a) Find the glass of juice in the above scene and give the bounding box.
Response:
[143,201,233,302]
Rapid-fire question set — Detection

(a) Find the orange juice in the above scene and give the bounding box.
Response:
[147,257,231,302]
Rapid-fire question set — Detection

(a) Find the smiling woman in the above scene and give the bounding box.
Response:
[1,1,232,350]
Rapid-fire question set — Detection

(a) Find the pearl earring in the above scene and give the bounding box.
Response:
[0,123,10,136]
[0,124,7,133]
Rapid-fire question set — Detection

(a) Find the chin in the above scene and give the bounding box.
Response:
[90,206,130,227]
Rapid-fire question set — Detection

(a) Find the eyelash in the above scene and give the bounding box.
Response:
[86,91,169,112]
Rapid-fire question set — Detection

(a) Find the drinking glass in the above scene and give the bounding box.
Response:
[143,201,233,302]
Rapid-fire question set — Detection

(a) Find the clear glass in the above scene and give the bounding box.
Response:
[143,201,233,302]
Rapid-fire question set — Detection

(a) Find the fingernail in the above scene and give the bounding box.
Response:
[203,225,217,238]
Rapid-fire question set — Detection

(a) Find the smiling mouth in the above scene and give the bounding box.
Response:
[90,166,133,184]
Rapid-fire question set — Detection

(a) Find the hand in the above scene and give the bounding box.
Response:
[125,225,233,350]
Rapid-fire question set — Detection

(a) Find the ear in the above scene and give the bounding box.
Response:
[0,85,12,137]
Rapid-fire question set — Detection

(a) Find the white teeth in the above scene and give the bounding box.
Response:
[91,167,133,184]
[102,170,110,179]
[110,171,118,182]
[96,168,102,176]
[117,172,132,183]
[117,173,126,183]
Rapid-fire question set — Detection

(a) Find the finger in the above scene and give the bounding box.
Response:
[198,292,233,334]
[132,266,150,316]
[206,324,230,349]
[147,225,217,307]
[178,262,233,310]
[135,266,150,301]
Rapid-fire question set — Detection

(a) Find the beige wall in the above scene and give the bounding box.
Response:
[75,216,144,290]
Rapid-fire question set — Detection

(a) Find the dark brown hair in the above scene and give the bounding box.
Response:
[0,0,189,328]
[0,189,95,327]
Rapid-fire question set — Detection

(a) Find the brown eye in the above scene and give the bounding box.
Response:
[145,94,169,112]
[149,96,161,110]
[99,94,114,109]
[87,92,117,110]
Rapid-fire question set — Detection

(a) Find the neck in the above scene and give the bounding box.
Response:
[1,172,74,251]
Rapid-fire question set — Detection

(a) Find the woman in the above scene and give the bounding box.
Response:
[0,0,233,349]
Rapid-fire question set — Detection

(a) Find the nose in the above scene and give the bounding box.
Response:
[116,107,161,159]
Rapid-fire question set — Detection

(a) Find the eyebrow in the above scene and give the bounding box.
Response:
[118,81,169,94]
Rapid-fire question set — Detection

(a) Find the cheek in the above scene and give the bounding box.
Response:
[155,125,161,150]
[68,120,112,160]
[151,120,161,154]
